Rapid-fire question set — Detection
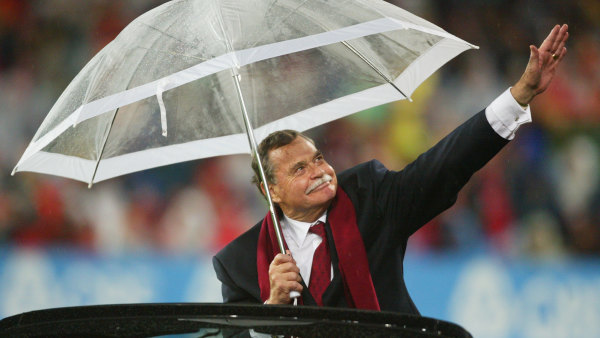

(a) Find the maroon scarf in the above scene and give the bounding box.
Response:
[256,187,380,310]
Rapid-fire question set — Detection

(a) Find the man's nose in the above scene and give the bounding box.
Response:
[309,164,325,178]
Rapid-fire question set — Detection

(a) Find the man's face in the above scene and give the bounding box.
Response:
[266,136,337,221]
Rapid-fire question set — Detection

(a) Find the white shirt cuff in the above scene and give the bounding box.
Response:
[485,88,532,140]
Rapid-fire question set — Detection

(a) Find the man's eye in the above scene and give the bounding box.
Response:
[295,166,304,174]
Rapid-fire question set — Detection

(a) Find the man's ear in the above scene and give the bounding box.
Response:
[261,181,281,203]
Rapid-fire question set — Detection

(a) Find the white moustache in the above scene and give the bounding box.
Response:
[305,174,333,195]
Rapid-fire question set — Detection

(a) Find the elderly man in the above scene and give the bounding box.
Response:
[213,25,569,313]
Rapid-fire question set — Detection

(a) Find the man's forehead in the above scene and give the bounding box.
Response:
[269,137,318,165]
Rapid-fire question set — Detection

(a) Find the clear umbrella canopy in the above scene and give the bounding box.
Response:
[14,0,476,184]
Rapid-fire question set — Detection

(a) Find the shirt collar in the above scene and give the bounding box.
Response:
[281,212,327,247]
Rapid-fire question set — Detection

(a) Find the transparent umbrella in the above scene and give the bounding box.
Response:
[13,0,477,254]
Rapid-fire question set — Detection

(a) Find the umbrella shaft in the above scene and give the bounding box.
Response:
[232,72,286,255]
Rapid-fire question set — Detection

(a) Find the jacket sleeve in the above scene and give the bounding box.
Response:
[378,110,509,236]
[212,255,260,304]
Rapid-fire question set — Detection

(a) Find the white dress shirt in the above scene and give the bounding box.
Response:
[281,212,331,286]
[280,87,531,285]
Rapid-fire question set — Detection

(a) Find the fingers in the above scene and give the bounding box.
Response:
[267,253,303,304]
[269,279,303,297]
[270,261,301,276]
[557,47,567,62]
[265,278,303,305]
[541,24,569,55]
[539,24,560,52]
[270,270,303,290]
[276,271,302,282]
[549,25,564,53]
[270,253,300,280]
[272,252,297,266]
[555,24,569,49]
[550,25,568,57]
[553,26,569,57]
[549,47,568,72]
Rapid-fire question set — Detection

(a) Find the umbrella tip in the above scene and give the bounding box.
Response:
[10,166,17,176]
[87,181,93,189]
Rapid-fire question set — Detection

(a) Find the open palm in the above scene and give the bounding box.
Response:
[512,24,569,104]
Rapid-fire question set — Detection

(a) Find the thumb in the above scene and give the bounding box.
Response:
[529,45,539,66]
[523,45,541,80]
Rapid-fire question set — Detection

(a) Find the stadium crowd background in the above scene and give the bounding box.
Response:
[0,0,599,259]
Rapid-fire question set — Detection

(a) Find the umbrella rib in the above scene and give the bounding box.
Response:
[133,46,207,62]
[378,33,421,59]
[85,14,176,187]
[88,108,119,188]
[246,0,311,50]
[74,53,108,127]
[136,21,198,51]
[341,40,412,102]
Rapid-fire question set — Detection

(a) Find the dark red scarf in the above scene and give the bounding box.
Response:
[256,187,380,310]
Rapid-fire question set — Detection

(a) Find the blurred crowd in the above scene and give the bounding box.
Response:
[0,0,599,257]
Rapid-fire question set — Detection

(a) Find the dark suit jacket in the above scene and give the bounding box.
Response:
[213,110,508,314]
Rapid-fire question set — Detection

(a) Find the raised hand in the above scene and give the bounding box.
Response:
[511,24,569,105]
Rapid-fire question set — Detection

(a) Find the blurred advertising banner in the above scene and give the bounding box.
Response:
[404,252,600,338]
[1,248,599,337]
[0,249,222,318]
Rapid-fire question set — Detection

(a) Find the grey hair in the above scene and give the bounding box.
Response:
[251,130,314,197]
